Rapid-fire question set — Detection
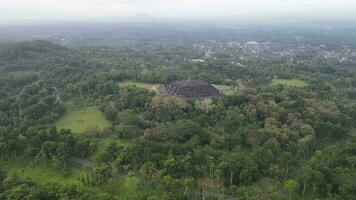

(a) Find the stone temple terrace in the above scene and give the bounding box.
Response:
[160,79,222,99]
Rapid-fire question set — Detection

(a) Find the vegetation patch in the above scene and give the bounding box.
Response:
[213,84,235,95]
[119,175,141,198]
[120,81,161,93]
[271,79,307,88]
[9,70,37,78]
[55,106,111,134]
[0,160,139,197]
[95,136,133,154]
[1,31,356,200]
[0,160,86,186]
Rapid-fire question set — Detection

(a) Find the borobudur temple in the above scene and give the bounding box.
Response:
[160,79,223,99]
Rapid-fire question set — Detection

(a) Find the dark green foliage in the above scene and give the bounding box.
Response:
[144,120,209,144]
[0,39,355,200]
[0,175,111,200]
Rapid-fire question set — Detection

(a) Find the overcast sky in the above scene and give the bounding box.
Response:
[1,0,356,23]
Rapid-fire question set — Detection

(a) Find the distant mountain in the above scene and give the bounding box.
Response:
[134,14,155,19]
[102,14,157,23]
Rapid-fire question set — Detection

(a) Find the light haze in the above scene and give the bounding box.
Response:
[1,0,356,23]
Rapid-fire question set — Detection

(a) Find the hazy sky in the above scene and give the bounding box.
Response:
[1,0,356,22]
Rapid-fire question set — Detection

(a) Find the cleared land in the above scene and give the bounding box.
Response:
[9,70,37,78]
[55,106,111,134]
[213,84,235,95]
[271,79,307,88]
[95,136,133,154]
[0,160,87,186]
[0,160,143,197]
[120,81,161,93]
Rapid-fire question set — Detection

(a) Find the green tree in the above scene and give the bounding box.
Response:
[284,179,300,200]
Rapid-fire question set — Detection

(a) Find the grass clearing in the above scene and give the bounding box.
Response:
[3,70,37,79]
[120,175,141,198]
[10,70,37,78]
[0,160,87,186]
[55,106,111,134]
[0,160,133,196]
[271,79,307,88]
[124,176,140,191]
[120,81,161,93]
[204,186,222,194]
[95,136,133,154]
[213,84,235,95]
[100,137,132,148]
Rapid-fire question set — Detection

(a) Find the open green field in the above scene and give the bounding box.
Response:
[55,106,111,134]
[120,81,161,93]
[96,137,132,148]
[0,160,143,198]
[213,84,235,95]
[0,160,87,186]
[271,79,307,88]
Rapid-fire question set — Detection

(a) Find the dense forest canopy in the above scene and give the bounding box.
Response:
[0,24,355,200]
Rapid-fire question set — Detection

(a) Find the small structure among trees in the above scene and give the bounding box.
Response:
[160,79,222,99]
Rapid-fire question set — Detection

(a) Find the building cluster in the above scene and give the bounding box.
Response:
[191,40,356,64]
